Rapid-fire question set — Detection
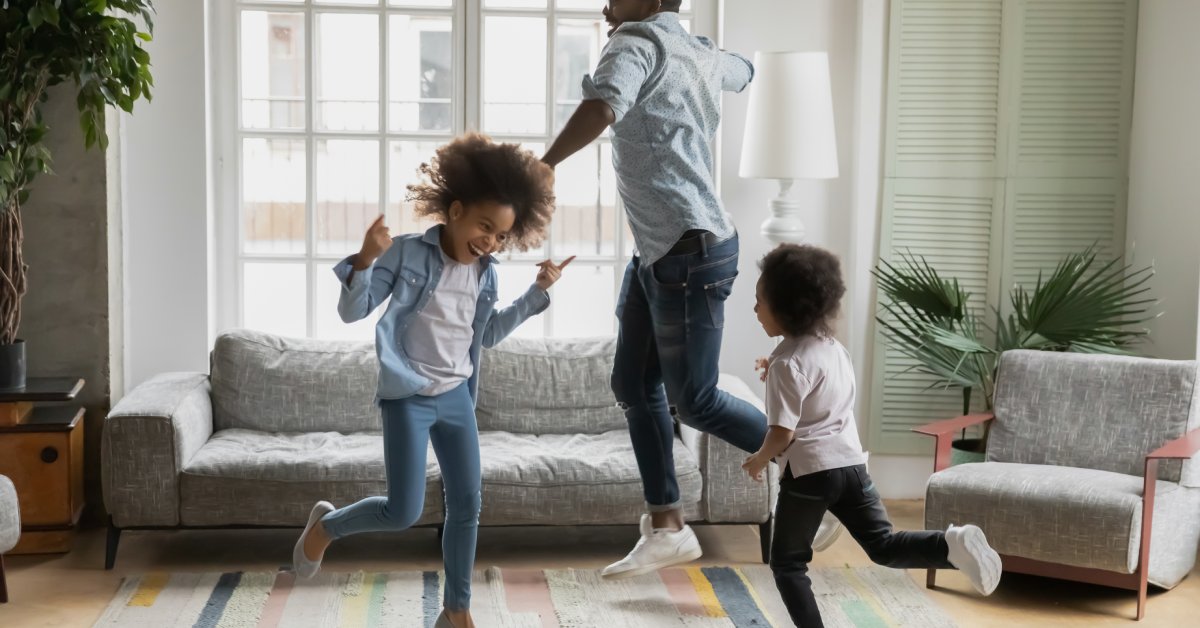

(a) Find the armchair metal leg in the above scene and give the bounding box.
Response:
[105,519,122,571]
[759,517,772,564]
[926,568,937,589]
[1,554,8,603]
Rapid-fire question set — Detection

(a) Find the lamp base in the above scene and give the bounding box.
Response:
[761,188,806,244]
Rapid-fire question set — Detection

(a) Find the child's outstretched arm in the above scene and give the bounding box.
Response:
[332,215,401,323]
[481,256,575,347]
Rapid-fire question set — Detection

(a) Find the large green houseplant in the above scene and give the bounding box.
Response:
[873,247,1158,459]
[0,0,154,389]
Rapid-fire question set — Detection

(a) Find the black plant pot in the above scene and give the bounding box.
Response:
[950,437,986,466]
[0,340,26,392]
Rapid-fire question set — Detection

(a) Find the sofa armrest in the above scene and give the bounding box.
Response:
[1147,428,1200,461]
[912,412,995,473]
[681,374,774,523]
[102,373,213,527]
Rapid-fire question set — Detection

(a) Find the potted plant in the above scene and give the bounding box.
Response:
[873,246,1158,464]
[0,0,154,390]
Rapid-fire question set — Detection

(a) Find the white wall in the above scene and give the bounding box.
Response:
[120,0,211,392]
[1126,0,1200,361]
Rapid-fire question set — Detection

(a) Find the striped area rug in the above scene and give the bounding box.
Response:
[94,565,955,627]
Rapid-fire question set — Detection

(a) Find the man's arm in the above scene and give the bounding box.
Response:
[541,100,615,168]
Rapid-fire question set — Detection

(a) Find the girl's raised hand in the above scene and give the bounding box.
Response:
[535,255,575,291]
[357,215,392,266]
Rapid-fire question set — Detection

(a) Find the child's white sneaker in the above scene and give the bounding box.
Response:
[945,523,1001,595]
[812,513,843,551]
[601,514,703,580]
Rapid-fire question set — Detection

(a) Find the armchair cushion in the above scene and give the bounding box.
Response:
[989,350,1200,485]
[926,461,1200,587]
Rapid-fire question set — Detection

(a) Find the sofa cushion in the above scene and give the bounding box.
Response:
[476,430,703,525]
[179,429,443,527]
[210,329,379,433]
[477,337,625,434]
[925,461,1191,577]
[0,474,19,552]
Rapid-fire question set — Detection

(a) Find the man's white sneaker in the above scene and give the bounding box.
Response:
[945,524,1002,595]
[601,514,703,580]
[812,513,843,552]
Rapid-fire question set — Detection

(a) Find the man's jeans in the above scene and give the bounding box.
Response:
[612,233,768,511]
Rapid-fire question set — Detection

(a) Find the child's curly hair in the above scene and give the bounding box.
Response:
[759,244,846,338]
[406,133,556,252]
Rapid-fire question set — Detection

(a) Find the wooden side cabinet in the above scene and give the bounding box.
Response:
[0,378,86,554]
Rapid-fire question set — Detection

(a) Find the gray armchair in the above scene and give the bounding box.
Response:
[915,350,1200,620]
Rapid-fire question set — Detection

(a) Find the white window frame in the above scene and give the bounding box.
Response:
[211,0,719,339]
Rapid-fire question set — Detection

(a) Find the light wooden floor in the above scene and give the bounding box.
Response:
[1,501,1197,627]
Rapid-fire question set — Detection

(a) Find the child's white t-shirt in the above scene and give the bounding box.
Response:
[403,251,481,396]
[767,334,869,478]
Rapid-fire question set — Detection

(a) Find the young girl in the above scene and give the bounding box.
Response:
[742,244,1001,627]
[292,133,570,628]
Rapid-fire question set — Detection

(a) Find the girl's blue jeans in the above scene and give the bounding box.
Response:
[322,382,481,611]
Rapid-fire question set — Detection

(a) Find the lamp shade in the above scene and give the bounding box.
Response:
[739,51,839,180]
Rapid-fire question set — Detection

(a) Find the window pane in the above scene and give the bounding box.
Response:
[316,140,381,256]
[242,138,306,255]
[552,265,616,337]
[555,18,604,134]
[241,11,305,130]
[389,0,453,6]
[552,143,618,258]
[316,0,380,5]
[555,0,690,10]
[485,0,546,8]
[315,269,381,340]
[243,262,307,338]
[390,15,454,133]
[494,264,544,338]
[483,17,546,134]
[388,140,445,237]
[317,13,380,131]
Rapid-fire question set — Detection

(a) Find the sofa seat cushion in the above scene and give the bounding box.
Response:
[477,430,702,525]
[179,429,443,527]
[925,461,1185,574]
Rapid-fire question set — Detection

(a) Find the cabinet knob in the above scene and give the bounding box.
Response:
[40,446,59,463]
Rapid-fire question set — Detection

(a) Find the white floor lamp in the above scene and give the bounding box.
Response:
[739,51,839,244]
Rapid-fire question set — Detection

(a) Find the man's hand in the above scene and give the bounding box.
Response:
[755,357,770,382]
[535,255,576,291]
[602,3,622,37]
[742,452,770,483]
[354,215,391,270]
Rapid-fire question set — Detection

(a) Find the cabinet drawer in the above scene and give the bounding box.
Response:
[0,428,80,525]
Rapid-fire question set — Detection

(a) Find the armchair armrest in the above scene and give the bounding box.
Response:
[1146,428,1200,461]
[102,373,213,527]
[912,412,995,473]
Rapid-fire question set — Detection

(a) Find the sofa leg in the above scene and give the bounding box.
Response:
[759,517,772,564]
[436,524,444,541]
[926,568,937,589]
[105,519,122,571]
[1136,579,1147,621]
[1,554,8,603]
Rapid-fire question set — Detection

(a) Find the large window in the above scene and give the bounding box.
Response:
[216,0,708,341]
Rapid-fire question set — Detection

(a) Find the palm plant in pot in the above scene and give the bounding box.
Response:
[873,246,1158,463]
[0,1,155,390]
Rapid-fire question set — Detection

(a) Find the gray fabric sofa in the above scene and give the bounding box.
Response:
[1,474,18,603]
[102,329,776,569]
[917,350,1200,620]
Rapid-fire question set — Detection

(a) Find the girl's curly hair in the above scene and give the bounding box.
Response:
[406,133,556,252]
[758,244,846,338]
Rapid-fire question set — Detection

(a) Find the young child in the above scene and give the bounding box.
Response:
[292,133,571,628]
[742,244,1001,627]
